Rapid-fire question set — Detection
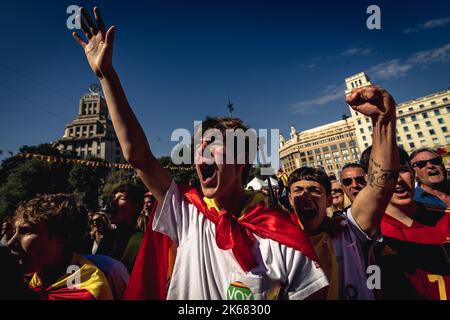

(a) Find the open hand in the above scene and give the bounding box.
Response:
[72,7,116,79]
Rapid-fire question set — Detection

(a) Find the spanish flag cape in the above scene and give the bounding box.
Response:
[28,254,113,300]
[123,184,319,300]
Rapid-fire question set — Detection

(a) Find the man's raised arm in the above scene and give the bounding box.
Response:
[72,7,172,203]
[346,85,399,236]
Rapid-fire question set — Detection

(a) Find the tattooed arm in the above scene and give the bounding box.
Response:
[346,86,399,236]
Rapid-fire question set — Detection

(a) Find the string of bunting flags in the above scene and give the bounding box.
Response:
[18,153,194,171]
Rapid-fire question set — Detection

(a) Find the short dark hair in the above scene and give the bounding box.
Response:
[340,163,365,180]
[288,167,331,195]
[409,148,442,162]
[399,148,411,168]
[360,146,372,174]
[112,183,144,208]
[360,145,411,171]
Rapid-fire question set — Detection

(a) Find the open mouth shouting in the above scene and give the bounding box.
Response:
[293,196,318,220]
[393,183,411,198]
[199,162,218,187]
[427,170,441,177]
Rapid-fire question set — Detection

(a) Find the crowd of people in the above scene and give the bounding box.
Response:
[0,7,449,300]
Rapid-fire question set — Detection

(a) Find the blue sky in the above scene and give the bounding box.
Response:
[1,0,449,159]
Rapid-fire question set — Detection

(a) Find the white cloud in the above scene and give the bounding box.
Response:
[300,63,316,70]
[404,16,450,34]
[291,85,344,114]
[290,43,450,113]
[368,59,413,80]
[368,43,450,80]
[341,47,372,56]
[407,43,450,65]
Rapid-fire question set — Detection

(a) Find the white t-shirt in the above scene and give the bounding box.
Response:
[153,181,329,300]
[332,208,382,300]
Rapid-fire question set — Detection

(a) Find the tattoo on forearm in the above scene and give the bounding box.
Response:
[368,159,399,189]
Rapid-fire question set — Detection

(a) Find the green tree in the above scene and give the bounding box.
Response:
[68,156,110,212]
[0,144,72,217]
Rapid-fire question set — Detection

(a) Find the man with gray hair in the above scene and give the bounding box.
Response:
[410,148,449,208]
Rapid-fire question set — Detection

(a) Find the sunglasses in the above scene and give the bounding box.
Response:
[331,188,343,194]
[412,157,442,169]
[342,176,366,187]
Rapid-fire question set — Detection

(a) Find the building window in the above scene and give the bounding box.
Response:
[364,143,369,149]
[399,110,403,115]
[431,101,436,105]
[397,136,401,142]
[403,126,409,132]
[432,138,439,145]
[417,132,424,138]
[300,152,305,157]
[442,127,448,133]
[420,140,427,147]
[362,136,367,141]
[314,148,321,154]
[414,124,420,130]
[411,115,417,121]
[330,145,338,151]
[447,106,450,112]
[399,144,404,149]
[434,109,441,116]
[429,129,436,135]
[357,119,362,125]
[406,134,412,140]
[426,121,432,127]
[443,98,449,102]
[419,104,425,109]
[400,118,406,124]
[322,146,329,152]
[422,112,429,119]
[309,157,314,162]
[446,135,450,143]
[307,150,313,156]
[409,143,415,149]
[360,128,365,134]
[365,117,370,123]
[408,107,413,112]
[438,118,444,124]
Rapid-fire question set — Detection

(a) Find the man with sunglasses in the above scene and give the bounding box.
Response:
[340,163,367,203]
[410,148,449,208]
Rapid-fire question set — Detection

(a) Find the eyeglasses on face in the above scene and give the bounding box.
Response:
[342,176,366,187]
[412,157,442,169]
[331,188,343,194]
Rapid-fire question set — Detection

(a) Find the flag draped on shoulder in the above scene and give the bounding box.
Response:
[123,201,174,300]
[28,255,113,300]
[124,184,320,300]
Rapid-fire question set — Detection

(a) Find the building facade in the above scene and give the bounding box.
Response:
[345,72,450,154]
[279,119,360,177]
[54,90,125,164]
[280,72,450,177]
